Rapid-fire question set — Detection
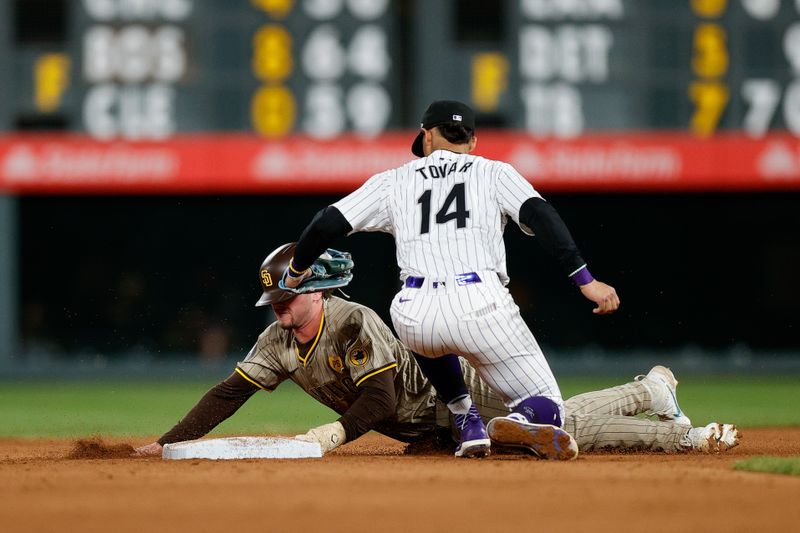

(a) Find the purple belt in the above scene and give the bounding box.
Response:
[405,272,482,289]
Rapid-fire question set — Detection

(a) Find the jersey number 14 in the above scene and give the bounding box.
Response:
[417,183,470,235]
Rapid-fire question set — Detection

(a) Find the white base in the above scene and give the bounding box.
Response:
[162,436,322,460]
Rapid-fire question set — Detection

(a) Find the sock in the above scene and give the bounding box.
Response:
[512,396,562,427]
[639,376,668,413]
[413,353,469,405]
[447,394,473,416]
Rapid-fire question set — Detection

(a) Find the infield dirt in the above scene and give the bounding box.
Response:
[2,428,799,533]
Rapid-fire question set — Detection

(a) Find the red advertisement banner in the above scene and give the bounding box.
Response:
[1,132,799,194]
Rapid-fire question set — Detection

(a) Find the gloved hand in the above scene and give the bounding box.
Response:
[280,250,354,291]
[283,265,312,288]
[294,421,346,454]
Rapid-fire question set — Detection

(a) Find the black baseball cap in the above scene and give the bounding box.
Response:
[411,100,476,157]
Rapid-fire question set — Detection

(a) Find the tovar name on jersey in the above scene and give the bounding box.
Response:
[415,161,473,179]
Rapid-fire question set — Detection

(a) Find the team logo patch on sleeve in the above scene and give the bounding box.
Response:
[260,269,273,287]
[347,344,370,367]
[327,354,344,373]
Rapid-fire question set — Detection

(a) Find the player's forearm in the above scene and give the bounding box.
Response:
[157,373,258,445]
[292,206,353,271]
[518,197,589,280]
[337,370,396,442]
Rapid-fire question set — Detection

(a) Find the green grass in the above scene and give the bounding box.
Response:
[0,375,798,438]
[733,457,800,476]
[0,380,335,438]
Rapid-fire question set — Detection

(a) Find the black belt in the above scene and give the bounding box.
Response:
[405,272,482,289]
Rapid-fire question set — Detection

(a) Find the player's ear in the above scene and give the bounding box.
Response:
[468,134,477,152]
[422,128,434,156]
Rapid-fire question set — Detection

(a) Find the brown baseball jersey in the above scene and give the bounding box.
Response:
[236,296,440,442]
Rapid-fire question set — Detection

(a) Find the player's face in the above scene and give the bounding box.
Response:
[271,293,318,330]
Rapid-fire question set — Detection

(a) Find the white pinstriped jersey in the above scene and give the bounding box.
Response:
[333,150,541,285]
[335,148,562,412]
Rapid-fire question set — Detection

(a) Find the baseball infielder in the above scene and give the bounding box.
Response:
[133,244,738,458]
[283,100,620,459]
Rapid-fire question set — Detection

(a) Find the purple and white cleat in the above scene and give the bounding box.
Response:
[454,405,491,458]
[487,414,578,460]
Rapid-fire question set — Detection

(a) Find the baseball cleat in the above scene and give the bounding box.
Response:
[635,365,692,426]
[454,405,491,458]
[486,416,578,461]
[684,422,741,452]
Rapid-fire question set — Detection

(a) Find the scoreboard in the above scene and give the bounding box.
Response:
[2,0,800,193]
[6,0,399,139]
[416,0,800,138]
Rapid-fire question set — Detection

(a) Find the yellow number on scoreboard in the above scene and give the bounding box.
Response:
[252,25,293,82]
[35,53,70,113]
[690,0,728,18]
[689,81,729,137]
[471,53,509,113]
[692,24,729,79]
[251,0,294,19]
[251,85,296,137]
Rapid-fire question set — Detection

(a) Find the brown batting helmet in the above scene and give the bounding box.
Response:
[255,242,296,307]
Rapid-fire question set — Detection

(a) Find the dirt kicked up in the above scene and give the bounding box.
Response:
[2,428,799,533]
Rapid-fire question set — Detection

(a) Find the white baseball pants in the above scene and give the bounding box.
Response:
[390,271,563,414]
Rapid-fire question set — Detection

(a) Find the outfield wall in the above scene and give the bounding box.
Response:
[4,192,797,368]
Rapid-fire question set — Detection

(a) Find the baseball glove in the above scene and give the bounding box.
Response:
[278,248,354,294]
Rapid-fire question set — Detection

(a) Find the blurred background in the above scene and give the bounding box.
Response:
[1,0,799,388]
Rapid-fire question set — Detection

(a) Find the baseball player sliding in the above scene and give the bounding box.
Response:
[133,245,739,458]
[283,100,619,459]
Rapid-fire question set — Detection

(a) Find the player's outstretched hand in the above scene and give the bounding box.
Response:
[131,442,163,457]
[579,280,620,315]
[294,421,346,454]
